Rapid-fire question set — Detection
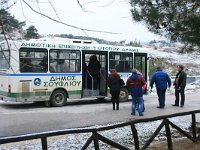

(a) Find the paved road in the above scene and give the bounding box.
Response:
[0,93,200,138]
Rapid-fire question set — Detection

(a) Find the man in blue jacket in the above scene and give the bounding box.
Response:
[150,67,171,108]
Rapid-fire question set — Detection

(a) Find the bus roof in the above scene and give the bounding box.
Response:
[1,38,150,53]
[29,37,99,44]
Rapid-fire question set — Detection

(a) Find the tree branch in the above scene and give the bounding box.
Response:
[22,0,119,34]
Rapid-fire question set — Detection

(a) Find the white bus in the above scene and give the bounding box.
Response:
[0,38,149,106]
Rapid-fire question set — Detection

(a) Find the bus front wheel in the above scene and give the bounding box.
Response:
[119,88,129,102]
[50,90,67,107]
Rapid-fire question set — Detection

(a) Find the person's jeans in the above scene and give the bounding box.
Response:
[132,96,143,114]
[156,89,166,108]
[175,87,185,106]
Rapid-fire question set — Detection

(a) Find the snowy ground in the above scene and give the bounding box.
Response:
[147,47,200,76]
[148,48,200,66]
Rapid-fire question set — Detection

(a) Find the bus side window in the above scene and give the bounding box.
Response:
[124,61,131,72]
[56,59,69,73]
[39,56,48,72]
[19,48,47,73]
[109,53,116,69]
[49,49,81,73]
[49,65,55,72]
[20,58,33,72]
[116,61,123,72]
[109,52,133,72]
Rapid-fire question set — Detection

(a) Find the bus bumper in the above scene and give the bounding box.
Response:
[0,96,16,102]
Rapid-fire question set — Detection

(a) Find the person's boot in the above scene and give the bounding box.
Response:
[113,104,115,110]
[116,104,119,110]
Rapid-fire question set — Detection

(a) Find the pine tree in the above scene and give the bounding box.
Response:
[24,25,39,39]
[0,9,25,34]
[130,0,200,51]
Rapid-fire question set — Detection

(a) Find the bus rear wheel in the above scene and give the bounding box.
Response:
[119,87,129,102]
[50,90,67,107]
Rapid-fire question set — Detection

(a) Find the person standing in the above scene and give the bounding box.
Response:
[172,65,187,107]
[108,69,124,110]
[87,55,101,89]
[150,67,171,108]
[126,69,146,116]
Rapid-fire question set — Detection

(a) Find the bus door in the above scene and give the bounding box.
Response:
[82,51,108,98]
[134,53,148,93]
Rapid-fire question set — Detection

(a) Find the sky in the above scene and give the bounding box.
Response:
[9,0,164,42]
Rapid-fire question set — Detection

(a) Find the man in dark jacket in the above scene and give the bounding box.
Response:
[126,69,146,116]
[150,67,171,108]
[172,65,187,107]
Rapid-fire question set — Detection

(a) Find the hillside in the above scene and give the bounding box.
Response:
[147,47,200,76]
